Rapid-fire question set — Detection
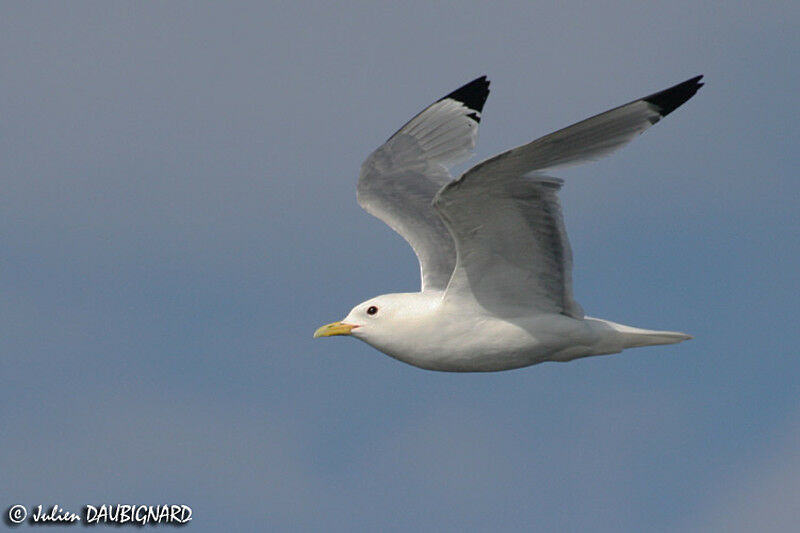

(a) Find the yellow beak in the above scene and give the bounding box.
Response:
[313,321,357,338]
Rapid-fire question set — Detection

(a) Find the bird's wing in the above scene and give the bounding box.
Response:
[434,76,703,318]
[357,77,490,291]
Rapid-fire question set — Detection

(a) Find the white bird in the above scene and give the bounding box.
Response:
[314,75,702,372]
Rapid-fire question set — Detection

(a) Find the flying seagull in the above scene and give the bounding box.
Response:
[314,75,703,372]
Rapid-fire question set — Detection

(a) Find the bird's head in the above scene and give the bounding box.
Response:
[313,294,397,341]
[313,292,440,348]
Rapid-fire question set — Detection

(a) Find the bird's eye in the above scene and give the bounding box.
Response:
[367,306,378,316]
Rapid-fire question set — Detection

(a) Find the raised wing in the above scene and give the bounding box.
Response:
[434,76,703,317]
[436,174,583,318]
[357,77,490,291]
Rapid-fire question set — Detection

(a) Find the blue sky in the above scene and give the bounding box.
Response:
[2,2,797,531]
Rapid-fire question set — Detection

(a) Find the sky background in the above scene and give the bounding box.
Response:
[1,2,798,531]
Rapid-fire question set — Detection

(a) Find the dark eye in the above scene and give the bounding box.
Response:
[367,306,378,316]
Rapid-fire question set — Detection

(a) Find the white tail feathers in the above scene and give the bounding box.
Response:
[586,317,692,351]
[623,330,692,348]
[608,321,692,348]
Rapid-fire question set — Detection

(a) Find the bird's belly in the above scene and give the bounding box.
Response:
[378,314,596,372]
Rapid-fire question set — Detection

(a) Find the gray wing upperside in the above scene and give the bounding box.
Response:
[435,76,703,317]
[357,77,490,291]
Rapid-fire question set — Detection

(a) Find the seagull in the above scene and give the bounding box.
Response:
[314,75,702,372]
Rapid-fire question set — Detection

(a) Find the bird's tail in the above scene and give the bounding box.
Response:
[586,317,691,349]
[609,322,692,348]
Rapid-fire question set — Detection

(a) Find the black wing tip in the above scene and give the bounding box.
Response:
[643,75,704,118]
[440,75,491,122]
